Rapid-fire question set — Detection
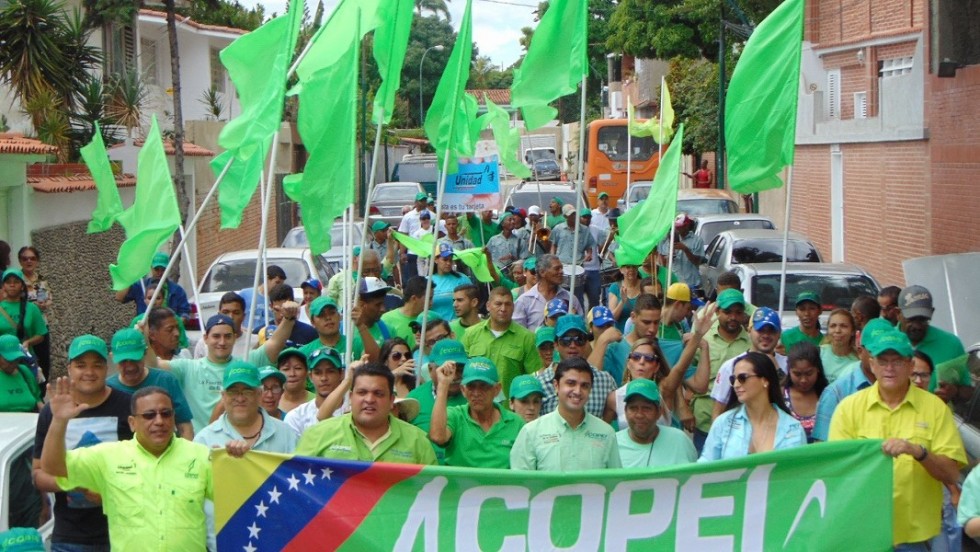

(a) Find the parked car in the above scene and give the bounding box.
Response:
[1,413,52,544]
[281,221,364,251]
[530,159,561,181]
[693,213,775,248]
[728,262,880,330]
[368,182,425,227]
[953,343,980,464]
[195,248,336,328]
[616,181,653,211]
[504,181,587,212]
[701,230,822,295]
[676,188,741,216]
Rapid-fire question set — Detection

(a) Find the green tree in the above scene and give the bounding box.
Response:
[393,14,457,127]
[415,0,451,21]
[184,0,265,31]
[666,56,720,154]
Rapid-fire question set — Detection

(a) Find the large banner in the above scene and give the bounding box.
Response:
[214,440,892,551]
[440,157,502,213]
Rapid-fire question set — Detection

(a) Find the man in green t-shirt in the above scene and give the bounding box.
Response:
[660,283,694,341]
[898,285,970,401]
[780,291,824,352]
[449,284,481,340]
[0,334,41,412]
[381,277,427,348]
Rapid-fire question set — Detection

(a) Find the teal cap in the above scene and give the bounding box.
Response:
[624,378,662,404]
[68,334,108,361]
[867,329,914,358]
[795,291,820,307]
[1,268,25,284]
[523,257,537,271]
[461,356,498,385]
[509,374,545,399]
[371,220,390,233]
[310,296,339,317]
[717,288,746,310]
[535,326,556,348]
[430,339,468,365]
[0,335,27,363]
[151,252,169,269]
[276,347,308,367]
[415,192,428,201]
[579,207,592,217]
[111,328,146,363]
[223,360,261,389]
[859,318,894,349]
[555,315,588,338]
[258,366,287,385]
[308,347,344,371]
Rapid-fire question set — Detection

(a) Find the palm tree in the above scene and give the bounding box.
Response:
[165,0,190,234]
[415,0,451,21]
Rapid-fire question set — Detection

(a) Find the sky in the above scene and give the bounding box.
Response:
[249,0,538,67]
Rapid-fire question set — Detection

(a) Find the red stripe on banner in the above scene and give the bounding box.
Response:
[283,462,424,551]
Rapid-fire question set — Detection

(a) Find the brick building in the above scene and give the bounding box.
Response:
[791,0,980,286]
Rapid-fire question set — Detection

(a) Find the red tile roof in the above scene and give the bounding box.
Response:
[28,173,137,193]
[124,139,215,157]
[0,134,57,156]
[139,9,247,36]
[466,89,512,105]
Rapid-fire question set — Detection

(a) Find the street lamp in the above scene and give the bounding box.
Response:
[419,44,445,125]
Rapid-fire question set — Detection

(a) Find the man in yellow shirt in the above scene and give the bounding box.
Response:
[41,379,212,551]
[830,329,965,549]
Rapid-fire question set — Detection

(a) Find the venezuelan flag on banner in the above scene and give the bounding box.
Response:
[215,441,892,550]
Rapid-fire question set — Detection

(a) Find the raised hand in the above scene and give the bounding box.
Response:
[48,377,91,421]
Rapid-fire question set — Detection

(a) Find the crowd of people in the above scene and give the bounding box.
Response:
[2,206,979,552]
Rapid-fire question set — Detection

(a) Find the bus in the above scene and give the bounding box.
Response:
[583,119,662,207]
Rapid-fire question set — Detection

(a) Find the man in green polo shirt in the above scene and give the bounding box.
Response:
[294,364,436,464]
[41,382,212,551]
[510,357,621,471]
[381,277,427,348]
[430,356,523,468]
[780,291,825,351]
[407,339,468,463]
[449,284,482,340]
[461,286,540,401]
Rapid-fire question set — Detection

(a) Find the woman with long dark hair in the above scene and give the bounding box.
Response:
[784,342,829,443]
[19,246,52,383]
[379,337,417,397]
[699,352,807,461]
[0,269,47,365]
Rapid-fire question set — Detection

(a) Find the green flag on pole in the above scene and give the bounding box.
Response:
[453,247,493,283]
[510,0,587,130]
[81,123,123,234]
[725,0,804,193]
[480,95,531,179]
[295,0,381,82]
[627,89,674,143]
[662,80,675,132]
[211,0,303,228]
[283,36,360,256]
[615,124,684,266]
[109,116,181,291]
[391,231,435,258]
[372,0,413,126]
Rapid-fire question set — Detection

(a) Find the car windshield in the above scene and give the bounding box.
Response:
[281,225,363,249]
[731,239,820,264]
[751,273,879,311]
[629,185,651,204]
[678,198,739,216]
[393,163,438,185]
[534,160,559,170]
[201,258,311,293]
[699,219,774,245]
[508,189,578,211]
[596,126,656,162]
[373,185,420,202]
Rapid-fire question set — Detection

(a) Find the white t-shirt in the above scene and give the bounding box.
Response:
[709,353,788,404]
[284,398,348,437]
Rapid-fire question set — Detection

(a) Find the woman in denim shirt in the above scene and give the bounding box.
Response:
[699,352,807,461]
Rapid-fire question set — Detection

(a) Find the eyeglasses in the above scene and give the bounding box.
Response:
[629,352,659,364]
[262,385,283,394]
[557,335,588,346]
[226,388,257,398]
[910,372,931,381]
[19,256,37,262]
[137,409,174,421]
[874,358,909,369]
[389,351,407,361]
[729,373,763,386]
[425,334,449,348]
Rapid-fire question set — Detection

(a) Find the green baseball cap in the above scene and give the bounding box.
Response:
[522,257,537,271]
[151,252,169,269]
[430,339,468,365]
[258,366,287,385]
[277,347,308,368]
[415,192,428,201]
[370,220,390,233]
[409,313,445,331]
[1,268,25,284]
[309,296,339,317]
[499,212,514,225]
[555,315,589,338]
[308,347,344,371]
[624,378,662,404]
[866,329,914,358]
[461,356,498,386]
[717,288,746,310]
[598,192,609,199]
[0,335,27,363]
[223,360,261,389]
[579,207,592,217]
[68,334,108,361]
[535,326,556,348]
[509,374,545,400]
[551,196,564,206]
[795,291,820,307]
[859,318,894,349]
[111,328,146,363]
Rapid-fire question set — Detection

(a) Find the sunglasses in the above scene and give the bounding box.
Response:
[137,409,174,421]
[262,385,283,394]
[557,335,588,346]
[729,373,762,386]
[629,352,659,363]
[389,351,407,361]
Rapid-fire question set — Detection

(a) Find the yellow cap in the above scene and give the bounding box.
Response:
[666,282,691,302]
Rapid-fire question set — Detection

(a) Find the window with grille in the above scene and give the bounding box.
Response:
[104,23,136,77]
[210,47,226,93]
[827,69,841,119]
[853,92,867,119]
[140,39,158,84]
[879,57,913,77]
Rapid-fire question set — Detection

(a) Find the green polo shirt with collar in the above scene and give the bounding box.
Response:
[692,326,751,433]
[295,413,437,465]
[461,319,541,402]
[510,410,621,471]
[443,403,524,468]
[57,437,213,552]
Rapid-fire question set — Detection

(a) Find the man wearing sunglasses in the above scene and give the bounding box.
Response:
[40,382,211,551]
[534,316,616,418]
[33,335,134,552]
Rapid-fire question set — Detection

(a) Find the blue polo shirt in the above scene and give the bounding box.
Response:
[811,362,871,442]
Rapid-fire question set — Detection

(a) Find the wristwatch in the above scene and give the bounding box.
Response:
[914,445,928,462]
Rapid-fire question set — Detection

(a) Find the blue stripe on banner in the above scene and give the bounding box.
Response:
[217,457,372,552]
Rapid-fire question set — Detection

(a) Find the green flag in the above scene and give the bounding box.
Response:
[662,80,675,133]
[295,0,381,82]
[371,0,413,126]
[80,123,123,234]
[423,0,474,172]
[453,247,493,283]
[480,95,531,179]
[109,116,181,291]
[510,0,587,130]
[283,36,359,256]
[211,0,303,228]
[725,0,803,193]
[615,124,684,266]
[391,231,435,258]
[628,95,674,143]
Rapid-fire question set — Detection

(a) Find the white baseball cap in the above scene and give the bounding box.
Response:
[528,205,542,216]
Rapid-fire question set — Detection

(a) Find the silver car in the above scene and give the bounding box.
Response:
[1,413,52,544]
[369,182,425,227]
[694,213,775,248]
[701,229,822,296]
